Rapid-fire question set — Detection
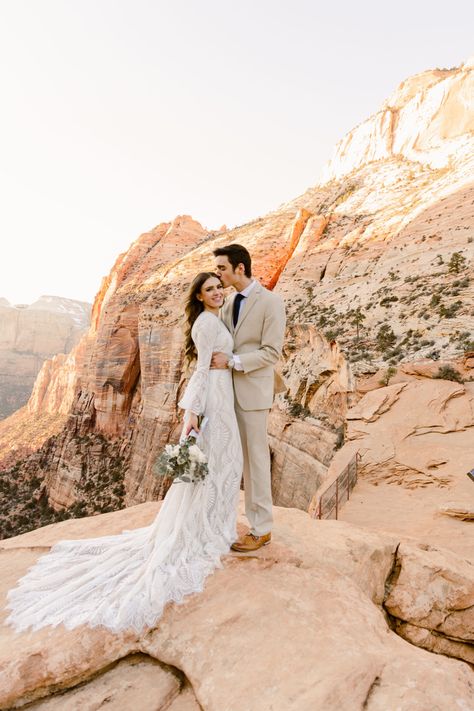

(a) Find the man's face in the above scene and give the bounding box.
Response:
[214,255,237,288]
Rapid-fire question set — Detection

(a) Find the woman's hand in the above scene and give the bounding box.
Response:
[184,412,200,437]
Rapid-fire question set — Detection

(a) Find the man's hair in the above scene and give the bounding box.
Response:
[213,243,252,277]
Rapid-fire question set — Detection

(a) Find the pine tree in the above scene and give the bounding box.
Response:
[448,252,466,274]
[349,307,366,343]
[376,324,396,351]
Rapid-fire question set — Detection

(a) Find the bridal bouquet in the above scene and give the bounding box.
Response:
[153,418,209,484]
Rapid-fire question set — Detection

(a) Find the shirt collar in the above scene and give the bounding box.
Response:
[238,279,256,298]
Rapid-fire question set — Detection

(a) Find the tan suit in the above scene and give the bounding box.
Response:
[221,281,286,535]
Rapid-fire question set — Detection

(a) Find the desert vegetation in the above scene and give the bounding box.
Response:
[0,433,128,539]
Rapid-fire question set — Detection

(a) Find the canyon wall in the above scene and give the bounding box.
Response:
[321,58,474,181]
[0,296,90,419]
[0,58,472,537]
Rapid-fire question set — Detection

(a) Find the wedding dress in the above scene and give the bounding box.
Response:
[5,311,243,634]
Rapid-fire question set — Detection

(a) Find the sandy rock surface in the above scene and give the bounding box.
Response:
[1,500,473,710]
[340,378,474,559]
[25,654,193,711]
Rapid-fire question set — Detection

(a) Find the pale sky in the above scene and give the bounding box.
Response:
[1,0,473,306]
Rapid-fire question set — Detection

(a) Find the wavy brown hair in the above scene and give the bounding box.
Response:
[183,272,222,366]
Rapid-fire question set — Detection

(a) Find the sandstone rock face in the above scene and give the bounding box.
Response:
[357,355,473,393]
[277,59,474,377]
[269,323,355,509]
[0,212,350,523]
[347,378,474,489]
[0,56,472,711]
[385,543,474,665]
[321,60,474,181]
[269,408,337,510]
[26,654,199,711]
[0,58,472,537]
[0,297,90,420]
[340,377,474,559]
[27,339,87,417]
[0,501,473,709]
[279,162,474,376]
[280,323,356,425]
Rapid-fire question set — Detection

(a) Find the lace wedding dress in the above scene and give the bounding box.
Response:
[5,311,243,634]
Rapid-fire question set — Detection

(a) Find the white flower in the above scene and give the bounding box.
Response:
[188,444,200,459]
[189,444,206,464]
[167,444,180,457]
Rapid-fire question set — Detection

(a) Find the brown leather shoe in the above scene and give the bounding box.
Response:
[231,532,271,552]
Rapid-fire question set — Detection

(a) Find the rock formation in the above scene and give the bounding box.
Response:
[321,57,474,181]
[0,58,472,542]
[0,56,473,711]
[0,211,354,539]
[337,363,474,562]
[0,500,473,709]
[0,296,90,419]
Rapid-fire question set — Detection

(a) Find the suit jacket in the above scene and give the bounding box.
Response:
[220,281,286,411]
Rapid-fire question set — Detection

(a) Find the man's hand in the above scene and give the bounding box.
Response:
[211,352,229,369]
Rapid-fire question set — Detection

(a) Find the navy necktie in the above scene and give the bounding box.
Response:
[232,293,245,327]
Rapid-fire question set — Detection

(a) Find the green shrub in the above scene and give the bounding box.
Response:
[451,331,474,352]
[324,328,342,341]
[376,324,396,351]
[448,252,466,274]
[287,397,311,419]
[380,296,398,306]
[439,301,462,318]
[433,366,464,383]
[379,366,397,386]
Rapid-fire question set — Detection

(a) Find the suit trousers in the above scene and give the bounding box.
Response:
[234,402,273,536]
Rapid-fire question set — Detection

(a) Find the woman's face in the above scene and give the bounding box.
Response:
[198,276,224,310]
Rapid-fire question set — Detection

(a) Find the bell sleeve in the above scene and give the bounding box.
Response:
[178,313,220,416]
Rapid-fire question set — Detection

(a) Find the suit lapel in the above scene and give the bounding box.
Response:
[234,282,261,336]
[220,293,234,333]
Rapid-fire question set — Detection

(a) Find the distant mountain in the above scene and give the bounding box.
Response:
[26,295,91,324]
[0,295,91,419]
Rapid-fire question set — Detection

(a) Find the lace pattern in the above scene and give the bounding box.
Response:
[5,311,242,634]
[178,311,222,416]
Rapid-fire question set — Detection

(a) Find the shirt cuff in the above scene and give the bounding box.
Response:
[232,353,244,371]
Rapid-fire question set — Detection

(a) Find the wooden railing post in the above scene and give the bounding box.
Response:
[310,451,359,521]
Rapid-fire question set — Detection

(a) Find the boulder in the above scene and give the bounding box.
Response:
[1,501,473,710]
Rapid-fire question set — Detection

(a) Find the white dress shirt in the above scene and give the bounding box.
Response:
[231,280,256,371]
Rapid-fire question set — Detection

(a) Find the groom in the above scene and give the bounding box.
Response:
[211,244,286,551]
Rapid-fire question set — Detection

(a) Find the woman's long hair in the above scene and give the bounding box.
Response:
[183,272,222,367]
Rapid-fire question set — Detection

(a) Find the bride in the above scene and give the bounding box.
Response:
[5,272,243,634]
